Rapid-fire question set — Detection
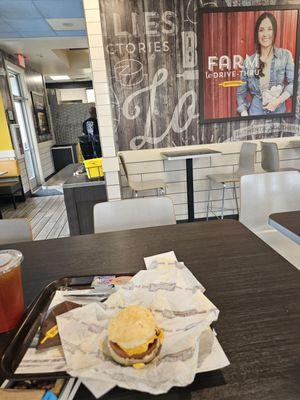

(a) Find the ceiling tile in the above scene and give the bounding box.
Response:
[55,30,86,37]
[20,31,56,38]
[6,18,54,33]
[33,0,84,19]
[0,18,14,33]
[0,1,41,20]
[0,31,22,38]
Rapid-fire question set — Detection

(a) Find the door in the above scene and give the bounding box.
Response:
[8,69,39,190]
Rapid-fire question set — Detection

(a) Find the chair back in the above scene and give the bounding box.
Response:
[239,171,300,230]
[119,153,129,181]
[0,219,32,244]
[261,142,280,172]
[94,197,176,233]
[237,142,257,175]
[0,160,20,178]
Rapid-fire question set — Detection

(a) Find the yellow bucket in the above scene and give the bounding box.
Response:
[84,158,104,179]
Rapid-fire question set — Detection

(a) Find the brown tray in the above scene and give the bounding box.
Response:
[0,275,116,380]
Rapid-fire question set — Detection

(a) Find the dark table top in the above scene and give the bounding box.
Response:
[63,173,105,189]
[269,211,300,244]
[0,220,299,399]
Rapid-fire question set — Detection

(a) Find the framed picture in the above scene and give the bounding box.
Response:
[31,91,51,136]
[199,6,300,123]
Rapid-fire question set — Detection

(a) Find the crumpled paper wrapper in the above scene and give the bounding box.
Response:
[57,261,220,398]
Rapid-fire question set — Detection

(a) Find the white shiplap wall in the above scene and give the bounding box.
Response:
[120,138,300,220]
[18,158,30,194]
[38,139,55,181]
[9,140,55,195]
[83,0,121,201]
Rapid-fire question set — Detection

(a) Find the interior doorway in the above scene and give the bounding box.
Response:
[7,67,40,191]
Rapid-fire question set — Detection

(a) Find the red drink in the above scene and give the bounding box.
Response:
[0,250,24,333]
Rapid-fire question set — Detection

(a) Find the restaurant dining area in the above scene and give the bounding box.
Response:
[0,1,300,400]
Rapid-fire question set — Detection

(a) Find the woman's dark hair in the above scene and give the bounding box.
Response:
[254,12,277,78]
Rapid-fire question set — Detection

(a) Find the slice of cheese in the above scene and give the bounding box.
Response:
[133,362,145,369]
[120,329,164,356]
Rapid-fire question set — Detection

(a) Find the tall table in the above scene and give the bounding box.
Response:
[0,220,299,400]
[161,149,222,221]
[269,211,300,244]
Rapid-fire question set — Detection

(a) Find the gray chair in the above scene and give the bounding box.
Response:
[261,142,300,172]
[94,197,176,233]
[119,153,166,196]
[0,218,32,244]
[206,142,257,220]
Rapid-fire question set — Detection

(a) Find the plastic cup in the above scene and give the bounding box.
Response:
[0,250,24,333]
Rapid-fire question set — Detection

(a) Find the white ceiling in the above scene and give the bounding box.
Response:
[0,36,92,81]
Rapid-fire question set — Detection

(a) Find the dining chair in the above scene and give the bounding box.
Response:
[119,153,167,196]
[239,171,300,269]
[0,218,32,244]
[206,142,257,220]
[261,142,300,172]
[94,197,176,233]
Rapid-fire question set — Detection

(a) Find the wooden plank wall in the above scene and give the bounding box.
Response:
[99,0,300,151]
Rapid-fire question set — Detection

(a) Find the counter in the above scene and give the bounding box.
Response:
[63,173,106,189]
[61,165,107,236]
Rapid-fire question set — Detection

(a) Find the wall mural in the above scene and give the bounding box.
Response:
[99,0,300,151]
[200,8,299,122]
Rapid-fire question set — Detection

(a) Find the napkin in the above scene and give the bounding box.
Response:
[57,259,222,398]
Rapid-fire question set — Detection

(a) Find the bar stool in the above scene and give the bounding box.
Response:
[206,142,257,220]
[261,142,300,172]
[119,153,167,196]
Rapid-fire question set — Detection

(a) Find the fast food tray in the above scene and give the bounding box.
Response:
[0,275,121,380]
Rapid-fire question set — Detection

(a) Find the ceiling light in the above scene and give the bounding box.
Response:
[46,18,86,31]
[49,75,71,81]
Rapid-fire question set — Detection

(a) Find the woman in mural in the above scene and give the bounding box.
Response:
[237,12,294,116]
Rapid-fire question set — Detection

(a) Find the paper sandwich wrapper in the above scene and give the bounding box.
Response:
[57,254,229,398]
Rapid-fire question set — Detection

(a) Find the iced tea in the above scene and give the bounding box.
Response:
[0,250,24,332]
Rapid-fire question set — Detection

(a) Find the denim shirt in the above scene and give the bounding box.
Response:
[236,47,294,114]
